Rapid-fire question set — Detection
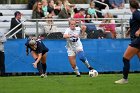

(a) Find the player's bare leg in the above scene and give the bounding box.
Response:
[68,56,80,77]
[115,46,139,84]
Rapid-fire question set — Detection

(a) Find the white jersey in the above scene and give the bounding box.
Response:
[64,27,83,51]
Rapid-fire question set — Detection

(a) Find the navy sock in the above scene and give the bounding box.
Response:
[35,58,43,74]
[41,63,47,74]
[37,62,43,74]
[122,57,130,79]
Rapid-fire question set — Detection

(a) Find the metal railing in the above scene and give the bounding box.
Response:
[5,18,130,39]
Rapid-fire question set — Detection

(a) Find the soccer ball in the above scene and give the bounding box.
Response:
[89,70,98,77]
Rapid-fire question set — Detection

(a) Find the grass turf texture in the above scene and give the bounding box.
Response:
[0,74,140,93]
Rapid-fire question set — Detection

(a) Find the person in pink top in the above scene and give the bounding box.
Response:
[99,12,116,38]
[73,8,85,23]
[73,8,86,38]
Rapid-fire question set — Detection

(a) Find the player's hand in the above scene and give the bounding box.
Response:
[32,62,37,68]
[135,29,140,37]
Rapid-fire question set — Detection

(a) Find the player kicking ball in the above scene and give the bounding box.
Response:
[25,37,49,78]
[63,18,98,77]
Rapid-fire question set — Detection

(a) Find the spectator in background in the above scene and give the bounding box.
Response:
[32,1,45,19]
[63,0,75,17]
[47,0,55,15]
[95,0,110,10]
[73,8,87,38]
[58,4,71,19]
[44,14,58,33]
[0,32,6,76]
[85,14,97,38]
[42,0,48,17]
[109,0,125,9]
[99,12,116,38]
[63,0,75,8]
[88,2,98,19]
[85,14,104,39]
[54,0,63,15]
[28,0,38,9]
[10,11,22,39]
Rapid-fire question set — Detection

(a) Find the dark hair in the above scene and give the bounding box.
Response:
[79,8,85,12]
[14,11,21,17]
[129,0,139,9]
[85,14,92,23]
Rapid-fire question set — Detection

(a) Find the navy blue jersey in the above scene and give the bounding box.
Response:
[25,39,49,55]
[130,10,140,37]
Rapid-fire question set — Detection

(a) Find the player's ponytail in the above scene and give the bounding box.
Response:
[26,46,29,56]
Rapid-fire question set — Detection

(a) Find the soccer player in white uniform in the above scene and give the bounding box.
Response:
[63,19,97,77]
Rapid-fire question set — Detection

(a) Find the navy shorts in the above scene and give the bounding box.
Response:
[129,37,140,49]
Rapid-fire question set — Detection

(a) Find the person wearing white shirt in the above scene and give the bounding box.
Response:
[63,19,97,77]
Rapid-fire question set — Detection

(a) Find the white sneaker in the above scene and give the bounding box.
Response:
[115,78,128,84]
[44,73,47,77]
[40,74,45,78]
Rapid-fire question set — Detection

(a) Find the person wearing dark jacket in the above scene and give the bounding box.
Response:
[0,32,6,76]
[10,11,22,39]
[58,4,71,19]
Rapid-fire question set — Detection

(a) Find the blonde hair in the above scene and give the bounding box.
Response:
[68,18,76,25]
[89,2,95,7]
[104,12,114,23]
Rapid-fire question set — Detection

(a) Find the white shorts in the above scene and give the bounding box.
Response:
[67,47,83,56]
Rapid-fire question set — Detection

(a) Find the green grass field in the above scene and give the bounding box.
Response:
[0,74,140,93]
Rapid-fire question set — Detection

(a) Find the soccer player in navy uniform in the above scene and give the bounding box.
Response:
[25,38,49,78]
[115,0,140,84]
[63,18,98,77]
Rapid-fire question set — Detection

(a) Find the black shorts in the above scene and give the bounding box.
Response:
[129,37,140,49]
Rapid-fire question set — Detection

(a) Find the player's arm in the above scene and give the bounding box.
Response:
[63,33,72,39]
[135,28,140,37]
[32,53,42,68]
[63,29,72,39]
[35,53,42,64]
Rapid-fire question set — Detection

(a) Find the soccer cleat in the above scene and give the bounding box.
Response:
[44,73,47,77]
[40,74,45,78]
[115,78,128,84]
[76,75,81,77]
[88,67,94,70]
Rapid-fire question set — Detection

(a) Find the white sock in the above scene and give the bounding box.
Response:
[73,66,80,75]
[83,60,90,68]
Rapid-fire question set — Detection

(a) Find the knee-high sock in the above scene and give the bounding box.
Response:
[35,58,43,74]
[41,63,47,74]
[123,57,130,79]
[73,66,80,75]
[37,62,43,74]
[77,51,91,68]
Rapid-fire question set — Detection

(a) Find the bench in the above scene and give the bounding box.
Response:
[0,28,9,34]
[0,10,32,16]
[0,4,28,10]
[101,9,131,15]
[117,15,132,19]
[0,16,31,22]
